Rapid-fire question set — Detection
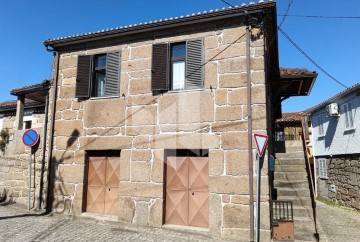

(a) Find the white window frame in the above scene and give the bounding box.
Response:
[23,115,32,130]
[0,117,3,131]
[317,114,325,137]
[343,102,355,130]
[318,158,328,179]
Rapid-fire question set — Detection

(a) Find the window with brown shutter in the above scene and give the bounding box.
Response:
[151,39,204,92]
[75,51,121,98]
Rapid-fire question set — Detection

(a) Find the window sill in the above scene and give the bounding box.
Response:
[344,126,356,133]
[89,95,120,101]
[168,88,205,94]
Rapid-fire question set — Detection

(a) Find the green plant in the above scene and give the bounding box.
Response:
[0,128,9,153]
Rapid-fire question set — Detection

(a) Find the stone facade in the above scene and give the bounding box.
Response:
[48,20,270,240]
[317,155,360,210]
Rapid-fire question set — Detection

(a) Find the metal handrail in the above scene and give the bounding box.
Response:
[300,117,319,240]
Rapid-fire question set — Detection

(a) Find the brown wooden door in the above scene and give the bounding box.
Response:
[87,156,120,215]
[166,157,209,228]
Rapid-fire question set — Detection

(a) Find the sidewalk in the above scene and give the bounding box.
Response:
[0,204,235,242]
[316,201,360,242]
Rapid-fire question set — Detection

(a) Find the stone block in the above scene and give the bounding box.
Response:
[209,150,224,176]
[133,136,149,149]
[205,43,246,61]
[56,164,85,184]
[61,68,77,79]
[208,193,222,237]
[120,182,163,198]
[129,79,151,95]
[54,120,83,137]
[120,149,131,181]
[159,91,214,124]
[212,121,247,132]
[219,73,247,88]
[126,105,157,126]
[151,133,220,149]
[151,150,164,183]
[149,198,163,227]
[215,89,227,106]
[204,61,218,89]
[118,196,135,222]
[231,195,250,205]
[55,136,78,150]
[130,45,152,60]
[251,85,266,104]
[129,70,151,79]
[61,110,77,120]
[131,162,151,182]
[228,88,247,105]
[62,77,76,86]
[251,71,265,84]
[74,150,85,164]
[54,183,75,196]
[223,204,249,228]
[250,57,264,71]
[59,86,75,99]
[252,105,267,130]
[215,106,242,121]
[60,56,77,68]
[126,95,157,106]
[226,150,249,175]
[123,58,151,72]
[134,201,149,225]
[126,125,159,136]
[221,132,248,150]
[80,136,132,150]
[86,127,120,136]
[84,99,126,127]
[131,150,151,162]
[222,228,249,240]
[209,176,249,194]
[219,58,247,74]
[205,35,218,49]
[222,26,247,45]
[120,73,129,96]
[52,150,74,164]
[56,99,72,111]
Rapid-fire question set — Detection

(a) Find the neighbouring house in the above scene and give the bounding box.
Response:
[308,82,360,209]
[0,80,50,205]
[30,1,316,241]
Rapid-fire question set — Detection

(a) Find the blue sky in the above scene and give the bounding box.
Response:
[0,0,359,112]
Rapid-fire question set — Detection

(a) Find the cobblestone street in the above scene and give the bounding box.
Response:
[0,204,235,242]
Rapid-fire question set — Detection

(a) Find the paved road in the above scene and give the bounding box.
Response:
[0,204,234,242]
[317,201,360,242]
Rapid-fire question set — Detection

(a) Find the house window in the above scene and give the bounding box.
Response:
[317,115,324,136]
[24,121,32,130]
[76,51,121,98]
[151,39,204,91]
[318,158,328,179]
[343,103,354,129]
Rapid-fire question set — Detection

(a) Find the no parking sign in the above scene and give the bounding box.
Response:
[22,129,39,147]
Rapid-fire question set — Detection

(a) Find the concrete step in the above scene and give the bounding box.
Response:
[294,220,317,242]
[275,171,308,180]
[277,196,313,207]
[276,158,305,166]
[277,188,311,197]
[276,165,307,172]
[285,146,304,153]
[293,205,312,217]
[276,151,304,159]
[274,180,310,189]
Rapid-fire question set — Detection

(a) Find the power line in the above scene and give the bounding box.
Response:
[278,14,360,19]
[279,0,295,27]
[278,27,348,89]
[220,0,235,8]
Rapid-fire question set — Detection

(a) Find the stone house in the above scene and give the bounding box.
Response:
[0,80,50,205]
[41,1,317,240]
[308,82,360,209]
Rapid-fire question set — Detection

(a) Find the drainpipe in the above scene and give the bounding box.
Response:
[246,25,254,242]
[45,49,60,212]
[37,82,50,209]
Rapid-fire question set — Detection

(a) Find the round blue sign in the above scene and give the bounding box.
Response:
[22,129,39,147]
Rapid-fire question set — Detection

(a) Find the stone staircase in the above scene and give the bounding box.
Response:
[274,140,317,241]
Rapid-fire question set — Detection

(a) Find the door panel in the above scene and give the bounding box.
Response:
[165,156,209,228]
[166,190,188,226]
[188,191,209,228]
[88,157,106,187]
[86,186,105,214]
[106,157,120,188]
[104,187,120,215]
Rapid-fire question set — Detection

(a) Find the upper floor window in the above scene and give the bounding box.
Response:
[151,39,204,92]
[76,51,121,98]
[343,102,354,129]
[317,114,324,136]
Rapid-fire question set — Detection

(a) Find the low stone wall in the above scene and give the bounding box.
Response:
[317,155,360,210]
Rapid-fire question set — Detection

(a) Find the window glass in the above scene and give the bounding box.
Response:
[171,43,186,90]
[93,55,107,97]
[96,55,106,68]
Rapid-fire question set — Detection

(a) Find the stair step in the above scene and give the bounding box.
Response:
[276,152,304,159]
[277,188,311,197]
[276,158,305,165]
[275,172,308,180]
[274,180,310,189]
[285,146,304,153]
[293,206,312,217]
[276,165,307,172]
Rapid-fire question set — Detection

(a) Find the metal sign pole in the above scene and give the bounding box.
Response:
[28,148,32,210]
[255,153,261,242]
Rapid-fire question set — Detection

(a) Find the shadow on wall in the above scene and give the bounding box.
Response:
[47,129,80,215]
[325,117,338,149]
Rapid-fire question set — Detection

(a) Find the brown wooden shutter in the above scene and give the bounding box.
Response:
[76,55,92,98]
[151,43,169,91]
[186,39,204,89]
[105,51,120,96]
